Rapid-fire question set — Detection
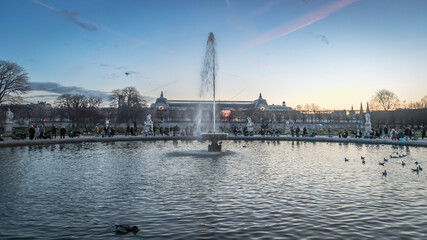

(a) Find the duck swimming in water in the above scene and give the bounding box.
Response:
[382,170,387,177]
[115,224,139,234]
[412,167,419,174]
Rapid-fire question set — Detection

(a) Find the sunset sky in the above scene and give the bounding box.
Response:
[1,0,426,109]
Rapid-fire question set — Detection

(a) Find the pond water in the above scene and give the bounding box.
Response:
[0,140,426,239]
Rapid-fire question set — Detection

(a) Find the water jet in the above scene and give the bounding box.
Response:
[200,32,226,152]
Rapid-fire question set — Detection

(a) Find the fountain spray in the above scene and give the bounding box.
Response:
[201,32,218,133]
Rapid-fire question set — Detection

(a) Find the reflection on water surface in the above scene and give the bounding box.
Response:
[0,141,426,239]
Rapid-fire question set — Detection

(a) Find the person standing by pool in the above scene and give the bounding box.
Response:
[35,125,40,139]
[60,126,66,139]
[52,124,57,139]
[39,125,45,139]
[404,126,410,141]
[391,129,397,140]
[29,125,35,140]
[125,124,130,136]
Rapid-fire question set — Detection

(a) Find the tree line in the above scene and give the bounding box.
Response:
[1,60,426,128]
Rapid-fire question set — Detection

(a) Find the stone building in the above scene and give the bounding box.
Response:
[151,92,294,128]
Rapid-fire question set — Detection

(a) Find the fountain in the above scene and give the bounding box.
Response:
[200,32,226,152]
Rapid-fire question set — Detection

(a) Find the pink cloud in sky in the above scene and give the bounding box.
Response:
[247,0,359,48]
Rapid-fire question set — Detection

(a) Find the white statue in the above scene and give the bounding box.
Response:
[247,117,253,127]
[247,117,254,132]
[365,113,371,124]
[145,114,153,125]
[105,119,110,128]
[5,108,14,123]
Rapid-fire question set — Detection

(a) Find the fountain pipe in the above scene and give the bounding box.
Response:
[213,55,216,133]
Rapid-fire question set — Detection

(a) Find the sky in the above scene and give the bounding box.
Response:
[1,0,426,109]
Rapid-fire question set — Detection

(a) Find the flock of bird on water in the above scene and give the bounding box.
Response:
[345,150,423,177]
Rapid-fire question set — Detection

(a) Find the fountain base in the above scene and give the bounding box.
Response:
[201,133,227,152]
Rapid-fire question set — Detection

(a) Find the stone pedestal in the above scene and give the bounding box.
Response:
[285,121,290,134]
[247,126,254,133]
[364,123,371,138]
[4,122,13,134]
[201,133,227,152]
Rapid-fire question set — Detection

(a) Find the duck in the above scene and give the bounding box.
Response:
[415,161,419,165]
[379,162,385,166]
[345,158,349,162]
[418,165,423,171]
[402,161,406,167]
[382,170,387,177]
[399,154,407,158]
[362,159,366,164]
[390,155,398,158]
[361,156,365,160]
[115,224,139,234]
[384,158,388,162]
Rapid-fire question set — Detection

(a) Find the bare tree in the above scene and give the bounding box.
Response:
[370,89,400,111]
[110,86,146,127]
[55,94,103,127]
[0,60,31,104]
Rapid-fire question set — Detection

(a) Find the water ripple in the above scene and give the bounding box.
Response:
[0,141,426,239]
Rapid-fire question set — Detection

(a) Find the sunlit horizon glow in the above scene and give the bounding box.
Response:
[1,0,426,109]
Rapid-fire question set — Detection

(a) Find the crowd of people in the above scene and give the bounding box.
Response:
[2,123,426,141]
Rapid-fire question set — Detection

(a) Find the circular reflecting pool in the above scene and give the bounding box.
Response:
[0,141,426,239]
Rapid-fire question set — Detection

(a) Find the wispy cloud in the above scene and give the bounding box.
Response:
[247,0,359,48]
[30,82,110,100]
[31,0,178,55]
[32,0,97,31]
